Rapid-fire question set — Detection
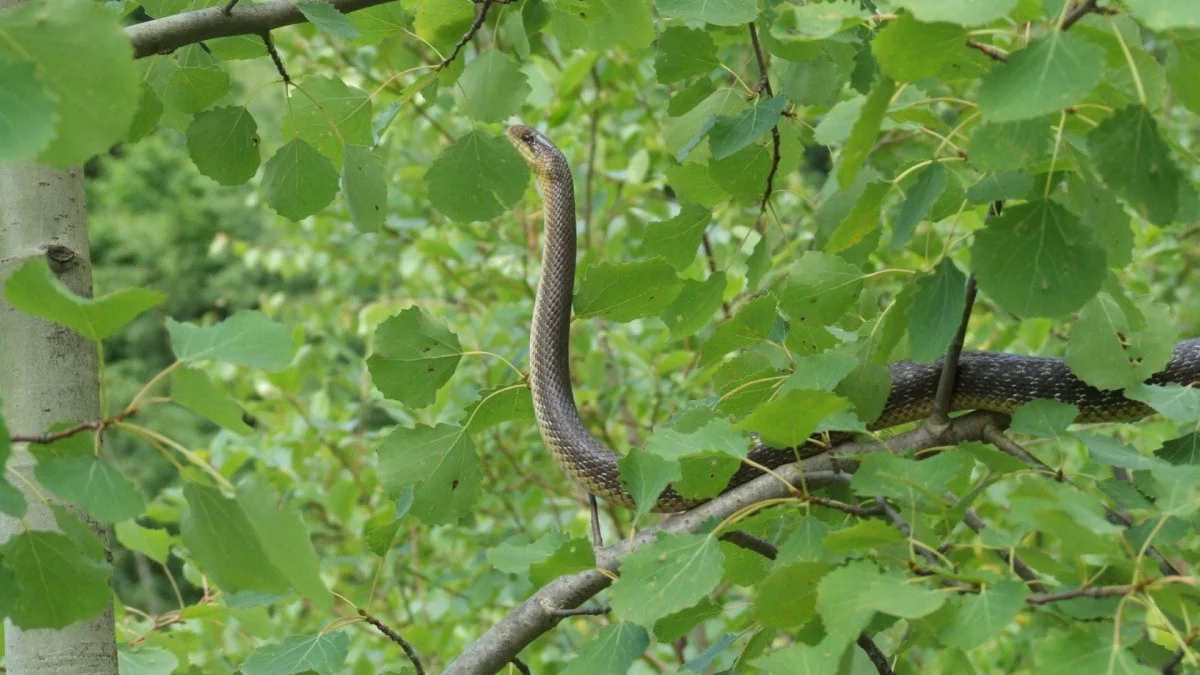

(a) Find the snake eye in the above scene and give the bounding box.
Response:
[521,129,536,144]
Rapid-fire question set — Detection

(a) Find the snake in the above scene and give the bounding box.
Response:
[505,124,1200,513]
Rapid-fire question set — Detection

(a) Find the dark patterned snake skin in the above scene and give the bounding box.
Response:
[505,124,1200,512]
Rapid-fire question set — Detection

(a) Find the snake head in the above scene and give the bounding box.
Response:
[506,124,567,177]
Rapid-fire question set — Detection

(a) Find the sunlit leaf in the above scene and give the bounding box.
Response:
[609,532,724,627]
[377,424,480,525]
[4,259,163,342]
[367,306,463,409]
[167,310,293,371]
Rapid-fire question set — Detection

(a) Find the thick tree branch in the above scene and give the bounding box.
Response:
[126,0,397,58]
[444,412,1005,675]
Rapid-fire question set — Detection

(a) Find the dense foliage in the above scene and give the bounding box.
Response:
[2,0,1200,672]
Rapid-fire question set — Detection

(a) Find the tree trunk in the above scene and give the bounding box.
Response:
[0,164,118,672]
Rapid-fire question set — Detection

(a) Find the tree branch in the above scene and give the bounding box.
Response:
[126,0,397,58]
[444,412,1006,674]
[965,39,1008,62]
[747,21,782,232]
[856,632,896,675]
[1060,0,1100,31]
[929,274,977,426]
[1025,583,1139,605]
[358,609,425,674]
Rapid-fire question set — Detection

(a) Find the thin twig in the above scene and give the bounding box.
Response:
[965,39,1008,62]
[811,495,886,518]
[877,497,941,569]
[1060,0,1100,30]
[959,502,1048,594]
[982,424,1056,474]
[358,609,424,674]
[856,633,896,675]
[549,606,611,617]
[439,0,495,69]
[588,494,603,548]
[510,658,532,675]
[222,0,238,15]
[1026,584,1138,605]
[701,234,731,317]
[10,409,137,445]
[747,21,782,233]
[929,274,978,426]
[719,531,778,559]
[261,31,290,84]
[583,68,601,252]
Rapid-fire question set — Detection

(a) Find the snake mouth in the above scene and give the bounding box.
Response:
[505,124,565,173]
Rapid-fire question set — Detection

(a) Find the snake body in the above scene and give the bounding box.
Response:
[505,125,1200,513]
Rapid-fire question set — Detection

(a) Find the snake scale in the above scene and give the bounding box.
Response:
[505,124,1200,513]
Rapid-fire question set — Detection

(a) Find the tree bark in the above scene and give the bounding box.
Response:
[0,164,117,671]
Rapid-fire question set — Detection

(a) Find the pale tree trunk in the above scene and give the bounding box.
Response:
[0,164,118,672]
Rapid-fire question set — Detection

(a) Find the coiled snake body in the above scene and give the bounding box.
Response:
[505,124,1200,513]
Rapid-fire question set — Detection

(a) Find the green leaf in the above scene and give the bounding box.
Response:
[186,106,261,186]
[977,33,1105,122]
[241,632,349,675]
[1034,625,1157,675]
[1166,41,1200,114]
[1065,295,1175,391]
[642,204,711,271]
[414,0,476,49]
[1077,433,1156,470]
[261,138,340,221]
[662,272,727,339]
[675,453,742,499]
[181,483,290,595]
[937,579,1028,649]
[377,424,480,525]
[619,450,680,522]
[148,44,229,114]
[236,474,333,610]
[462,384,534,433]
[297,2,360,39]
[367,306,463,409]
[701,295,776,364]
[425,130,530,222]
[826,181,888,254]
[966,171,1033,204]
[851,451,972,506]
[967,118,1051,172]
[171,367,253,435]
[822,520,905,554]
[114,521,171,565]
[0,0,140,165]
[837,76,895,187]
[458,51,531,123]
[609,532,724,627]
[0,55,56,163]
[871,14,967,82]
[167,310,294,371]
[488,532,567,575]
[779,251,863,325]
[971,199,1106,317]
[34,456,144,524]
[754,639,846,674]
[736,389,850,448]
[1123,0,1200,30]
[1059,173,1133,268]
[1088,105,1183,226]
[867,571,947,618]
[1156,433,1200,466]
[655,27,719,83]
[708,96,786,160]
[709,142,772,200]
[772,2,863,41]
[118,645,180,675]
[529,536,595,587]
[1009,399,1079,437]
[281,76,372,166]
[126,85,162,143]
[561,622,650,675]
[815,561,879,644]
[340,144,387,232]
[653,0,757,26]
[1125,383,1200,424]
[890,0,1018,24]
[646,416,747,460]
[0,531,111,629]
[892,161,947,248]
[906,259,966,363]
[755,560,831,628]
[550,0,655,51]
[4,259,164,342]
[780,50,846,107]
[654,598,722,642]
[575,259,683,321]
